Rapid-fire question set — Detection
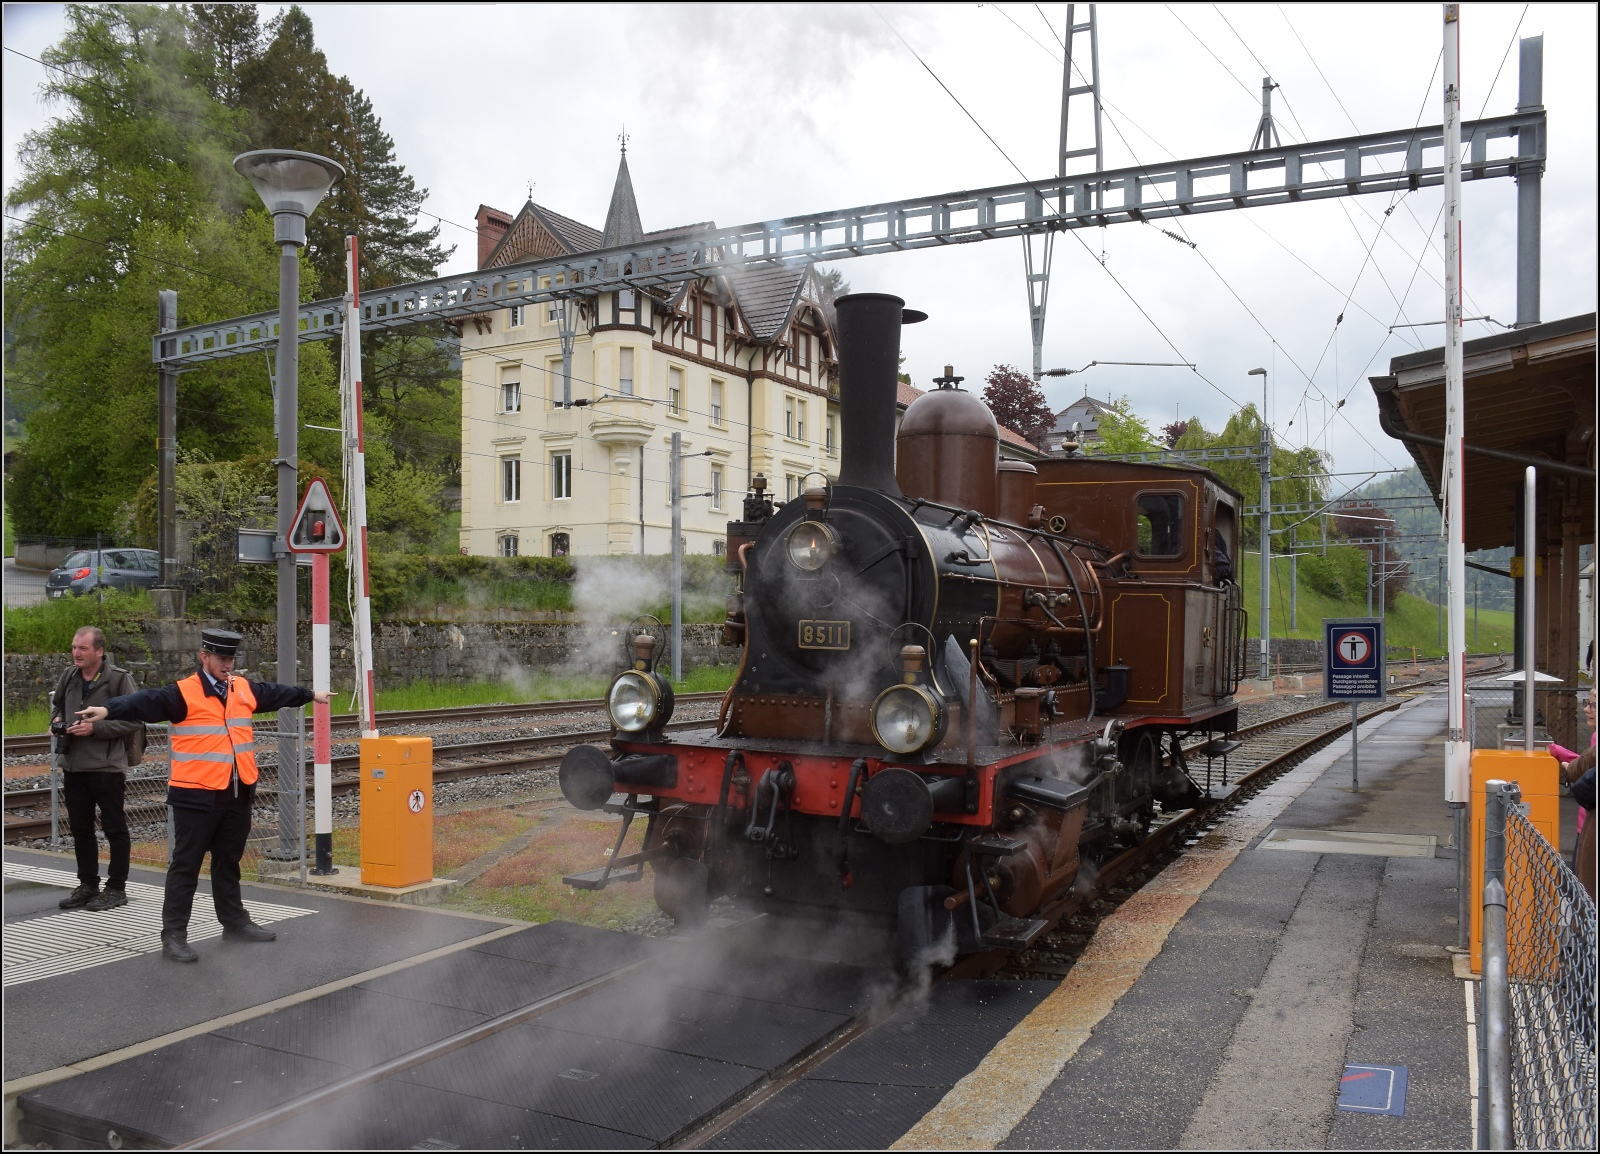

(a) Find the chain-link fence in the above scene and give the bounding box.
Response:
[1467,682,1592,754]
[39,714,306,882]
[1481,780,1597,1150]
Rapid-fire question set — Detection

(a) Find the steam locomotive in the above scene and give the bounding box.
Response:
[560,293,1247,961]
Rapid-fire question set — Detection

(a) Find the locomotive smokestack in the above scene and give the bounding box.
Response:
[833,293,924,495]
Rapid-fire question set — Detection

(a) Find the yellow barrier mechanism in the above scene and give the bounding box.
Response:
[359,736,435,887]
[1469,748,1560,973]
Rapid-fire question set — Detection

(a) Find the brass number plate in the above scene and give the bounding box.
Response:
[798,620,851,650]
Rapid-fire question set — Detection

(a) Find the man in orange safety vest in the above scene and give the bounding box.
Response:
[80,628,332,962]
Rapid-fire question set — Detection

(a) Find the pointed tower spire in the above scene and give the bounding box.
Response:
[602,134,644,249]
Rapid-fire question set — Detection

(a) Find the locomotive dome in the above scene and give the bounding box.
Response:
[896,365,1001,515]
[898,371,999,439]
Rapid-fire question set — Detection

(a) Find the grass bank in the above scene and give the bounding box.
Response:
[1240,550,1514,658]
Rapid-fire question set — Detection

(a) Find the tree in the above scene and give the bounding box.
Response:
[4,4,451,548]
[1332,501,1408,608]
[3,4,337,538]
[1161,419,1188,447]
[816,266,848,303]
[1086,396,1159,456]
[981,365,1055,441]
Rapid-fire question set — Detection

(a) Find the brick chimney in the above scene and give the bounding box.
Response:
[476,204,512,269]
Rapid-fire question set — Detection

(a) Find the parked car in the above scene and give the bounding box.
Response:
[46,549,161,598]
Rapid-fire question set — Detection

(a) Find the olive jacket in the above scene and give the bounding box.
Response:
[52,662,141,772]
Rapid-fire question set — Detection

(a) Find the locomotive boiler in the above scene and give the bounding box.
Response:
[559,292,1247,962]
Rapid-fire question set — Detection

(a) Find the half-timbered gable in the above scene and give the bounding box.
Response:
[457,147,842,559]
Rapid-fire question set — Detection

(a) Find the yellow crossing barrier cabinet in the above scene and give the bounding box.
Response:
[359,735,435,887]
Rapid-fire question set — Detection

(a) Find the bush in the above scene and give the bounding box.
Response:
[1297,546,1370,602]
[369,554,576,618]
[3,588,153,656]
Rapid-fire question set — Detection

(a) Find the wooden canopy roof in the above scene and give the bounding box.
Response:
[1369,313,1595,552]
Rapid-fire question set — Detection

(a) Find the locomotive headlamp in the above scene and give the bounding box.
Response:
[606,633,675,733]
[871,683,944,755]
[785,520,838,571]
[607,670,660,733]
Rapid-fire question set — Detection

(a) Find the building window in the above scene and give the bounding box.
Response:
[501,370,521,413]
[617,289,638,326]
[701,300,716,346]
[619,347,634,396]
[710,379,724,425]
[499,534,519,557]
[710,466,723,510]
[826,415,836,455]
[712,539,726,557]
[548,357,564,404]
[785,396,795,439]
[551,451,572,500]
[668,366,683,416]
[799,332,811,369]
[509,304,525,328]
[549,532,570,557]
[502,456,521,503]
[796,401,806,443]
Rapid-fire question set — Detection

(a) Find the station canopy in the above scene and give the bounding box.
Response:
[1369,312,1595,552]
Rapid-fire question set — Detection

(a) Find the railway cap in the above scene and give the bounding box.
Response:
[200,628,243,656]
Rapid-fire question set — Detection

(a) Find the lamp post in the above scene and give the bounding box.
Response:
[1249,367,1270,682]
[234,150,345,859]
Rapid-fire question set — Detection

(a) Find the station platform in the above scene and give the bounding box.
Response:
[898,690,1485,1150]
[3,689,1547,1150]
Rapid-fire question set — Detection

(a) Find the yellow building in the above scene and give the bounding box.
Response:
[458,149,841,558]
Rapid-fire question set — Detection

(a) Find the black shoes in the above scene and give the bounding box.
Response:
[58,884,99,910]
[85,887,128,912]
[161,932,199,963]
[222,921,276,943]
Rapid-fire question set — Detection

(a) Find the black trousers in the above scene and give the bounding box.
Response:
[63,772,130,889]
[163,791,253,934]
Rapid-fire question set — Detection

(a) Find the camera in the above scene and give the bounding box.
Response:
[50,718,69,737]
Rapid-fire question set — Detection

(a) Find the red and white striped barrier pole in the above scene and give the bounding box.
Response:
[311,551,335,874]
[344,235,378,739]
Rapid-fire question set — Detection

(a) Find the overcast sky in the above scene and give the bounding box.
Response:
[5,3,1595,483]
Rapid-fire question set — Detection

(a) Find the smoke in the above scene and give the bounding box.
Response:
[564,555,734,678]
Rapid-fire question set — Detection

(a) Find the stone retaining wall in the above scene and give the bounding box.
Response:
[5,619,731,712]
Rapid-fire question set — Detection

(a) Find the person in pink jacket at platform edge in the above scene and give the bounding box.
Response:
[1548,687,1595,902]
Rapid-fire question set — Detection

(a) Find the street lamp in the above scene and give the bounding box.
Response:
[1248,367,1270,683]
[235,149,345,860]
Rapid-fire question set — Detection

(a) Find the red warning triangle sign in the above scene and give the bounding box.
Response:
[287,477,346,553]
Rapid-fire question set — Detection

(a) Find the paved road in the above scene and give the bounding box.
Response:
[4,558,48,607]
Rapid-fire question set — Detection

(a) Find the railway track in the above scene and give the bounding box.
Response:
[2,713,721,841]
[3,664,1492,844]
[0,691,727,760]
[973,680,1457,982]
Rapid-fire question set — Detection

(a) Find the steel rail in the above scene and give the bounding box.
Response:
[0,691,725,760]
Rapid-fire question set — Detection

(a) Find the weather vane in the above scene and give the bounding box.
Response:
[526,179,535,201]
[619,127,630,154]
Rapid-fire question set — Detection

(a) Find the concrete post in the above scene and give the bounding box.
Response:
[670,430,683,683]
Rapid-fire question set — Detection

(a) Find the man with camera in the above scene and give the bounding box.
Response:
[78,628,332,962]
[52,626,142,911]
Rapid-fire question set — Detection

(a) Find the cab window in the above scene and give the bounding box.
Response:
[1135,493,1185,558]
